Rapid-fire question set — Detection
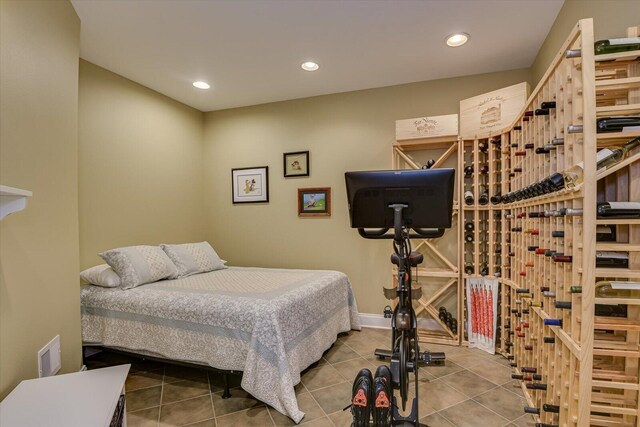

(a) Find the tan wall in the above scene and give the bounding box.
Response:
[0,0,81,398]
[203,68,531,314]
[531,0,640,84]
[78,60,205,269]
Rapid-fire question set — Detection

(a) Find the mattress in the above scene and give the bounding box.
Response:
[81,266,360,423]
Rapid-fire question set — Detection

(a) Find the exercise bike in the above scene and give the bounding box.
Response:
[345,169,455,426]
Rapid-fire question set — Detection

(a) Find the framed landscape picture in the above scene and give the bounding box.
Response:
[232,166,269,204]
[283,151,309,177]
[298,187,331,217]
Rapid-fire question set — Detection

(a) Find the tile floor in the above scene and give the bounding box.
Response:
[86,328,535,427]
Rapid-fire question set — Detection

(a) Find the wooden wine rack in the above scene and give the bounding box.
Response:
[392,131,463,346]
[492,19,640,427]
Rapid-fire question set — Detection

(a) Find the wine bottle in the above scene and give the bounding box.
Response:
[552,254,572,263]
[566,37,640,58]
[521,367,537,373]
[490,137,501,145]
[515,150,526,156]
[478,188,489,206]
[512,374,524,380]
[597,201,640,218]
[535,108,550,116]
[551,137,564,146]
[551,231,564,238]
[464,262,474,275]
[526,383,547,391]
[555,301,572,309]
[465,232,474,243]
[595,280,640,299]
[596,251,629,268]
[464,167,476,180]
[570,286,582,294]
[480,264,489,276]
[494,266,501,277]
[535,248,547,255]
[535,147,550,154]
[559,208,583,216]
[464,190,474,205]
[543,336,555,344]
[479,141,488,152]
[524,344,533,351]
[479,165,489,174]
[540,101,556,109]
[514,125,522,131]
[567,124,583,133]
[564,137,640,188]
[544,319,562,327]
[465,222,474,231]
[422,159,436,169]
[535,424,559,427]
[543,291,556,298]
[595,304,627,318]
[595,37,640,54]
[596,225,617,242]
[524,407,540,414]
[543,404,560,413]
[597,117,640,133]
[490,193,502,205]
[529,212,544,218]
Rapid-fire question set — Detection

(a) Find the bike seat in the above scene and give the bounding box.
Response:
[390,251,424,267]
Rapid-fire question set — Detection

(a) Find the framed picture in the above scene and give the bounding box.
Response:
[283,151,309,177]
[232,166,269,204]
[298,187,331,217]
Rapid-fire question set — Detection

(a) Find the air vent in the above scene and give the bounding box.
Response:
[38,335,61,377]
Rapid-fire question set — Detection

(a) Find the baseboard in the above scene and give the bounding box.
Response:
[359,313,391,329]
[358,313,441,330]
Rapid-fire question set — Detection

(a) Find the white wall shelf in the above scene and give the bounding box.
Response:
[0,185,32,221]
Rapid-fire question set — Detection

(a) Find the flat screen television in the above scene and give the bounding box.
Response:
[345,169,455,230]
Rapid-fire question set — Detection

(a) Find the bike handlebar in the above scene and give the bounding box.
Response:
[357,228,445,239]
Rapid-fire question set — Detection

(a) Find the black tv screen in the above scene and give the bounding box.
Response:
[345,169,455,229]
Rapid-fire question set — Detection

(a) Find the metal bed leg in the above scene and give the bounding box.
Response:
[222,373,231,399]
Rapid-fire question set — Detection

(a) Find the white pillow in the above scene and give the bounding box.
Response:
[99,245,178,289]
[160,242,227,278]
[80,264,121,288]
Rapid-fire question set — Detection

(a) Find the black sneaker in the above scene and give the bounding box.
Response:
[351,368,373,427]
[372,365,392,426]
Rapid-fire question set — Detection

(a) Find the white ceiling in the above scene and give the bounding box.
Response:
[72,0,564,112]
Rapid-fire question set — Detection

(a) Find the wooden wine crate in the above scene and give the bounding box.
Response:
[395,114,459,141]
[459,82,529,140]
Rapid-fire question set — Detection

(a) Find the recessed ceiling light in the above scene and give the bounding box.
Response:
[301,61,319,71]
[446,33,469,47]
[193,81,210,89]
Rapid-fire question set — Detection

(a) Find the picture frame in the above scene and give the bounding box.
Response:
[283,151,310,177]
[232,166,269,204]
[298,187,331,217]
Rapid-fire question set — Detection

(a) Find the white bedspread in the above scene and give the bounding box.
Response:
[81,266,360,423]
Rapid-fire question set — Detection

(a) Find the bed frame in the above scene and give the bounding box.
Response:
[82,345,242,399]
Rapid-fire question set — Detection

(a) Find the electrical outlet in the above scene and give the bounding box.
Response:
[38,335,61,377]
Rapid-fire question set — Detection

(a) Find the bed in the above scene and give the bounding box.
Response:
[80,266,360,423]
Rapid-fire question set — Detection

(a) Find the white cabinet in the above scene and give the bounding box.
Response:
[0,364,130,427]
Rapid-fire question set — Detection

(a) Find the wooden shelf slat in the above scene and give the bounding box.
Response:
[595,268,640,278]
[595,76,640,91]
